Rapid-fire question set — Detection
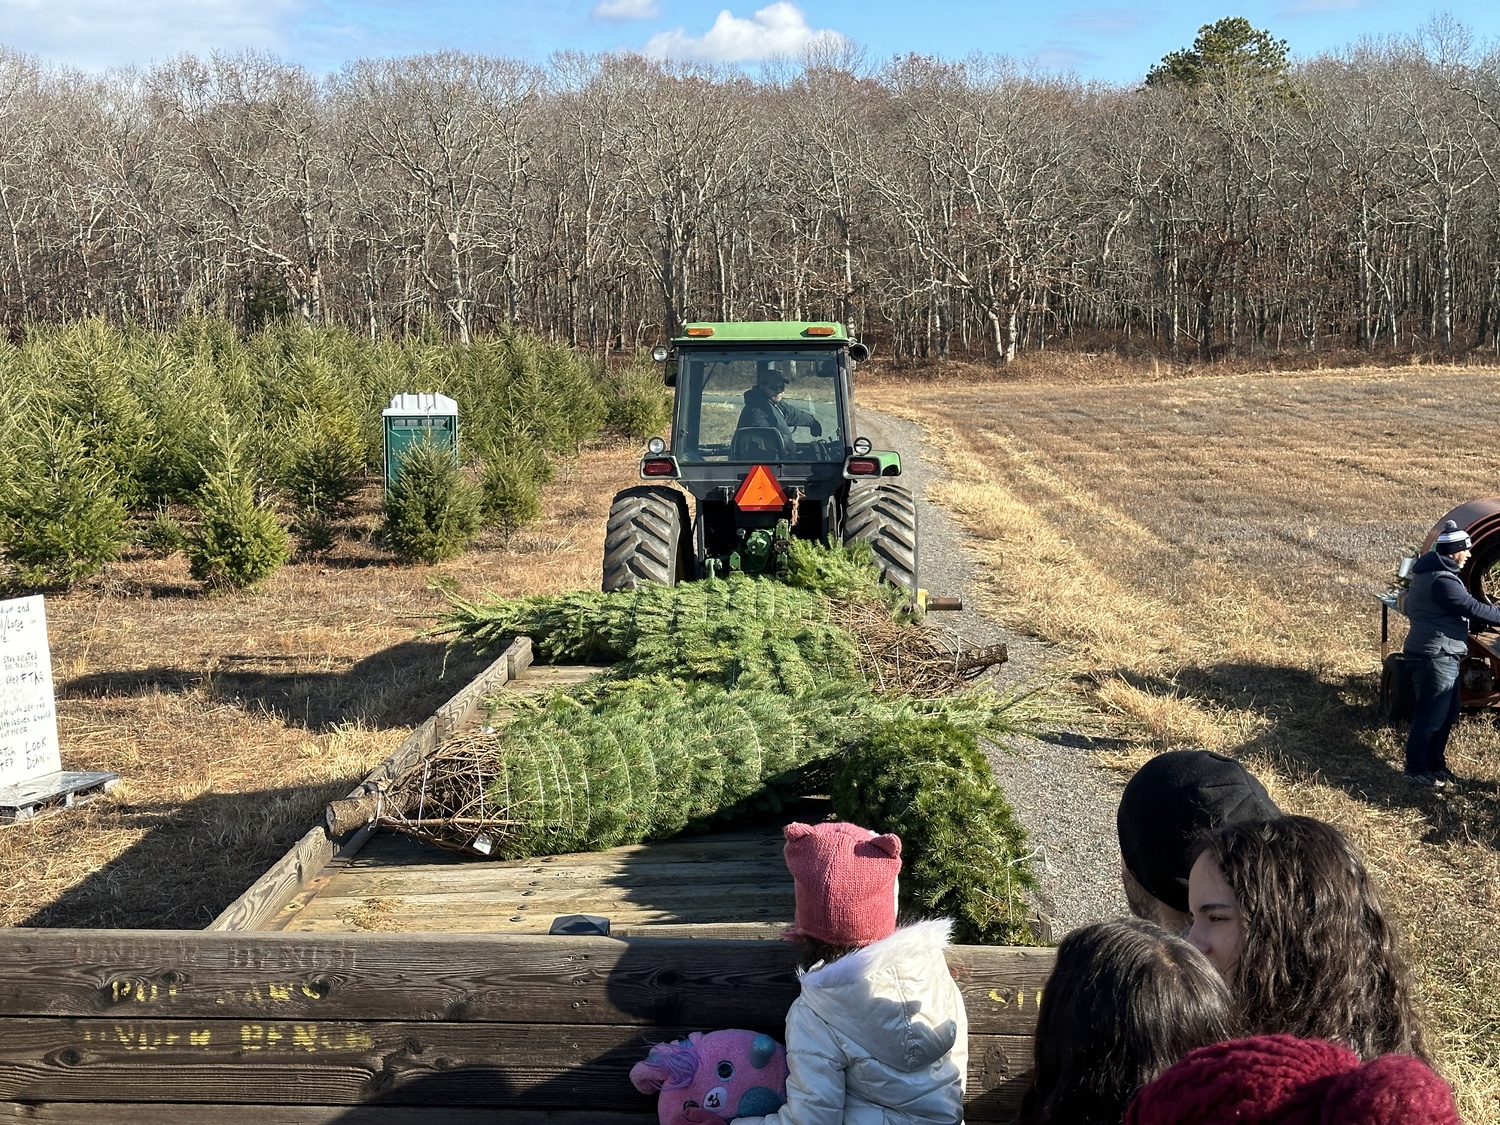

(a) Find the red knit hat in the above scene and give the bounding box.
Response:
[782,821,901,947]
[1124,1035,1459,1125]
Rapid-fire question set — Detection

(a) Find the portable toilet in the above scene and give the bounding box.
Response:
[382,392,459,490]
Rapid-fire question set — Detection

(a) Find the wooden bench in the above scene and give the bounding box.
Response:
[0,928,1054,1123]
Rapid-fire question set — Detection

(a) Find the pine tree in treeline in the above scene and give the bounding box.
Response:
[1,321,668,576]
[380,440,482,564]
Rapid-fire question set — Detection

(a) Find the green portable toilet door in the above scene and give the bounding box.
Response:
[382,393,459,490]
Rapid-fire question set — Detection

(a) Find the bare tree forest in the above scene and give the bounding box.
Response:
[5,30,1500,362]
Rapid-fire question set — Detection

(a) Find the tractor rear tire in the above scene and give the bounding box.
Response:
[602,486,692,592]
[844,481,919,596]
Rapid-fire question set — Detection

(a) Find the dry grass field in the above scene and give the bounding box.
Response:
[5,358,1499,1119]
[0,443,644,929]
[860,361,1500,1122]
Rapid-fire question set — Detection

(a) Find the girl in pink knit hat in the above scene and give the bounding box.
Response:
[730,820,968,1125]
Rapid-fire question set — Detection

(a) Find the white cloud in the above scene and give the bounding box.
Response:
[1061,9,1152,36]
[1030,45,1095,72]
[643,2,846,63]
[0,0,301,70]
[593,0,659,19]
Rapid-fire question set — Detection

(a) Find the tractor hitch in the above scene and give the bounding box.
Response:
[704,518,794,580]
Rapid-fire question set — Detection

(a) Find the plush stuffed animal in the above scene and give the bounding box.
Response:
[630,1029,789,1125]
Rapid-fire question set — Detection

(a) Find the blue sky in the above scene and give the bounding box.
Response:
[1,0,1497,84]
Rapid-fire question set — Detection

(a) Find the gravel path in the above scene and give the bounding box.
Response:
[858,410,1130,940]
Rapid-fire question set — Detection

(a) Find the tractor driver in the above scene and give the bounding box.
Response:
[735,365,823,449]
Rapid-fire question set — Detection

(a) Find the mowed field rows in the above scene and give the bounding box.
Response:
[861,364,1500,1122]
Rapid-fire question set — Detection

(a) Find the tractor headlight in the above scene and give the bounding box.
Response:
[852,437,872,455]
[647,437,667,454]
[651,345,669,362]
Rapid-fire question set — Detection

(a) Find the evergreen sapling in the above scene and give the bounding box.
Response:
[381,439,481,564]
[0,416,127,589]
[187,430,291,590]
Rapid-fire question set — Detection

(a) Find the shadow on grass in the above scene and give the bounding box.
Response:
[57,639,497,731]
[19,781,356,929]
[1117,662,1500,851]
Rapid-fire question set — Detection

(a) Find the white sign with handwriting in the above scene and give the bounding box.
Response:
[0,596,61,789]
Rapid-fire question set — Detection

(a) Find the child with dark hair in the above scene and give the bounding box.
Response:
[1188,814,1427,1062]
[730,821,967,1125]
[1016,918,1236,1125]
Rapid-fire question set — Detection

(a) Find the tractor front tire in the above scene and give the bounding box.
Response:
[602,486,691,592]
[844,481,919,596]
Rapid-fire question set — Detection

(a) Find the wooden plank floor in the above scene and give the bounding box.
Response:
[278,825,795,934]
[271,659,802,936]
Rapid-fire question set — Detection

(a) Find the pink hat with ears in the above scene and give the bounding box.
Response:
[783,821,902,947]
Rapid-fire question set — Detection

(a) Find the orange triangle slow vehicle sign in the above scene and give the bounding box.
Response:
[734,464,787,512]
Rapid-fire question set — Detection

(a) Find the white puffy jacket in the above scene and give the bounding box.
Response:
[732,919,968,1125]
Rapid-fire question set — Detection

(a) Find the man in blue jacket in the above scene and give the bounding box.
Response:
[1401,520,1500,786]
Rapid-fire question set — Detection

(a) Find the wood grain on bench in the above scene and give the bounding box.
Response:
[0,929,1053,1124]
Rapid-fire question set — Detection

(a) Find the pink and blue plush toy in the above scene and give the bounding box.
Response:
[630,1029,789,1125]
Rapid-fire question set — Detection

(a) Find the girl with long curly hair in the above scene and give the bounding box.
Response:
[1188,814,1427,1062]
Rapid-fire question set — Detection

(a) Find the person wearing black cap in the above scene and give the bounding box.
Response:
[1400,519,1500,787]
[736,366,822,446]
[1116,749,1280,933]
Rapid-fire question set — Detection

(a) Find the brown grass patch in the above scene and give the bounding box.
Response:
[0,442,644,929]
[861,365,1500,1122]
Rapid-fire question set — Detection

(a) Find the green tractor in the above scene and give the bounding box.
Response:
[602,321,920,600]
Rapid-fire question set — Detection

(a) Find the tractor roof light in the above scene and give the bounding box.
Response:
[684,326,715,337]
[646,436,667,454]
[651,344,669,362]
[852,437,873,455]
[804,325,836,336]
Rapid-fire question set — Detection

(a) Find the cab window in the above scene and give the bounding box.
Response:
[674,349,843,463]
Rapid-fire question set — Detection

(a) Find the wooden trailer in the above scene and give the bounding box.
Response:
[0,638,1054,1123]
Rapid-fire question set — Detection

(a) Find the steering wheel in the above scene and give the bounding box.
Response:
[731,427,792,461]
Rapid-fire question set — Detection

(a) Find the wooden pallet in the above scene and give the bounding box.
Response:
[0,770,119,825]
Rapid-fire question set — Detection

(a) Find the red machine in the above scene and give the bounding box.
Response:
[1378,500,1500,719]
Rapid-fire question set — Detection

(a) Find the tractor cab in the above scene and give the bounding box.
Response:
[602,321,917,598]
[671,346,848,465]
